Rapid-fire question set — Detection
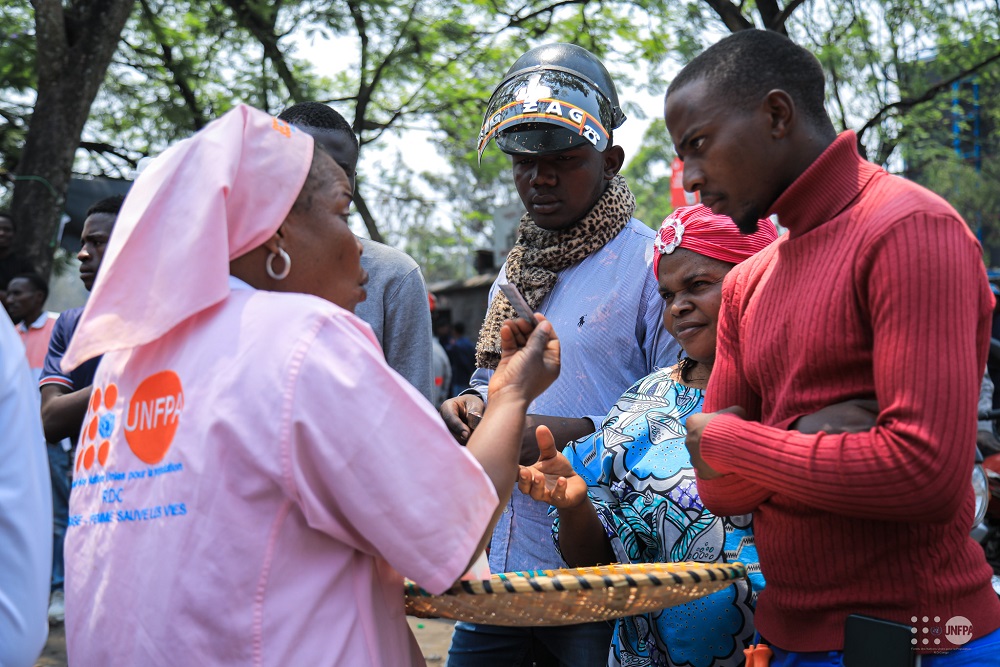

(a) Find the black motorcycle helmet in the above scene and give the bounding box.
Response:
[477,43,627,161]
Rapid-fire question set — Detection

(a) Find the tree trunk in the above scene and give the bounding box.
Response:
[13,0,136,279]
[353,187,385,244]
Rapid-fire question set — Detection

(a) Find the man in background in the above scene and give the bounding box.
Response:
[6,273,57,370]
[444,321,476,398]
[0,212,35,307]
[39,194,123,624]
[441,43,678,666]
[278,102,435,401]
[6,271,64,628]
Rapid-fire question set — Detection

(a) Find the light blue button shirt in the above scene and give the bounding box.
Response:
[468,218,681,572]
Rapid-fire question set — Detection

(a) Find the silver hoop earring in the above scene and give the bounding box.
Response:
[266,248,291,280]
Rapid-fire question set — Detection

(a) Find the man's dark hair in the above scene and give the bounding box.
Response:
[0,210,13,226]
[278,102,359,151]
[86,194,125,218]
[668,30,833,130]
[11,272,49,300]
[291,150,338,216]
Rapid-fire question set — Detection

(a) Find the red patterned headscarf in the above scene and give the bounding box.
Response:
[652,204,778,276]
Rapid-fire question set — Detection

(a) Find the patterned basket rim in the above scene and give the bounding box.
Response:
[404,561,746,598]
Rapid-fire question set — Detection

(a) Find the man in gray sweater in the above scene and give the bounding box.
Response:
[278,103,434,401]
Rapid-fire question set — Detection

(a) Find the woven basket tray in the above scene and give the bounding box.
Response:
[404,561,746,627]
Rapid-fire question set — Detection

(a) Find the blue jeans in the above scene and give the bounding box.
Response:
[47,442,71,593]
[761,625,1000,666]
[447,621,613,667]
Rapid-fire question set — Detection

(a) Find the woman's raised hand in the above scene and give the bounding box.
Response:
[488,315,559,406]
[517,425,588,509]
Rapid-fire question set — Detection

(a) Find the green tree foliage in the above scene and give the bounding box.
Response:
[919,154,1000,263]
[81,0,323,176]
[0,4,35,201]
[5,0,1000,279]
[7,0,135,277]
[899,55,1000,259]
[621,120,674,228]
[437,0,1000,261]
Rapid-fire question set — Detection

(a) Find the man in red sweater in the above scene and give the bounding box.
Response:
[666,29,1000,664]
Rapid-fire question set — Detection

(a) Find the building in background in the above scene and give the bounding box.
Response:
[899,52,998,264]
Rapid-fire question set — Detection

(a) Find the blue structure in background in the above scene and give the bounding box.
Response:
[953,78,982,170]
[953,78,983,240]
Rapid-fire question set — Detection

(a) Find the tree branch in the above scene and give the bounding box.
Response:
[768,0,808,33]
[702,0,754,32]
[16,0,135,277]
[0,106,26,127]
[223,0,305,102]
[755,0,782,30]
[359,38,489,145]
[366,0,422,100]
[30,0,68,82]
[346,0,371,133]
[138,0,205,130]
[79,141,144,167]
[857,48,1000,145]
[352,186,384,244]
[502,0,591,29]
[827,60,850,132]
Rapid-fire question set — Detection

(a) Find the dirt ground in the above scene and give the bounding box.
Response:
[407,617,457,663]
[35,625,65,667]
[36,617,455,665]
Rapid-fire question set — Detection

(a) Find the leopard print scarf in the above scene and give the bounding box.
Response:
[475,174,636,370]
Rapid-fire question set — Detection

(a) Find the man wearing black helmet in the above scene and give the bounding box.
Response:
[441,44,680,666]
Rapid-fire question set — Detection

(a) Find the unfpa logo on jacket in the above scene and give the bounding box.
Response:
[77,370,184,472]
[124,370,184,464]
[77,383,120,471]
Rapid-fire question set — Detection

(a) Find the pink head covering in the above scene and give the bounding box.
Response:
[652,204,778,276]
[62,104,314,372]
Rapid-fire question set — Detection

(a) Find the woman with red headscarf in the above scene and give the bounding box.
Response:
[518,205,776,667]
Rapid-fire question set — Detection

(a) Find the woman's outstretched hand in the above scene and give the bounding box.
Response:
[517,425,588,509]
[489,315,560,406]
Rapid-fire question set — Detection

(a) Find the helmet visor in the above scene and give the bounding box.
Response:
[478,70,613,160]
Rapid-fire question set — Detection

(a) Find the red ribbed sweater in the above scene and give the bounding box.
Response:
[700,132,1000,651]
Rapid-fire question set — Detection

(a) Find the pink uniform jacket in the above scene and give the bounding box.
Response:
[65,281,497,666]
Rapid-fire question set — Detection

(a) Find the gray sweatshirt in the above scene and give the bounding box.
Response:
[354,237,434,402]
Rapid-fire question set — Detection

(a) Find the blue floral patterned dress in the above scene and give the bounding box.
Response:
[554,367,764,667]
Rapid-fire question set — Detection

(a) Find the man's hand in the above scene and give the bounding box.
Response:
[489,315,559,405]
[441,316,558,444]
[793,399,879,435]
[517,425,589,509]
[685,406,746,480]
[439,394,485,444]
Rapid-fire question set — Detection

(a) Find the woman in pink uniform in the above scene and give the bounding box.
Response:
[60,104,560,666]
